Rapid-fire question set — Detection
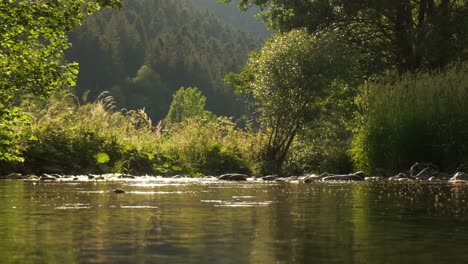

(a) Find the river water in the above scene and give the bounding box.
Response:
[1,178,468,263]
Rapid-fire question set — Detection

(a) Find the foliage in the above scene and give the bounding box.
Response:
[0,107,31,162]
[0,91,260,176]
[67,0,263,120]
[228,29,357,175]
[350,63,468,174]
[111,65,171,121]
[16,91,155,174]
[0,0,120,162]
[222,0,468,74]
[164,87,212,125]
[284,93,356,175]
[161,116,260,175]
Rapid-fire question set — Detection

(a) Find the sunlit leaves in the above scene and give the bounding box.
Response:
[165,87,211,125]
[0,0,120,161]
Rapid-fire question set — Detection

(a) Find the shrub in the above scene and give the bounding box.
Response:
[160,116,259,175]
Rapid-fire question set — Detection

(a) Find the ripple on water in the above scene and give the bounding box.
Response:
[201,199,274,207]
[130,191,194,194]
[214,201,274,207]
[232,196,255,199]
[55,203,92,210]
[119,205,158,209]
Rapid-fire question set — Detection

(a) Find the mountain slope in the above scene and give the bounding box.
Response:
[66,0,263,121]
[191,0,270,38]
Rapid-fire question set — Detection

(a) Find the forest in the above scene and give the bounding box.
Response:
[1,0,467,177]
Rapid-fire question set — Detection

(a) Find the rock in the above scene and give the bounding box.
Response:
[449,172,468,182]
[353,171,368,179]
[0,173,25,179]
[262,175,278,181]
[428,173,450,181]
[397,177,412,182]
[27,175,40,180]
[40,175,57,181]
[428,176,446,182]
[365,176,385,181]
[218,173,248,181]
[322,172,365,182]
[88,175,95,180]
[171,175,184,179]
[118,175,135,179]
[301,174,324,183]
[113,188,126,194]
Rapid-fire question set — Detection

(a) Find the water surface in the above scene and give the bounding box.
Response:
[1,179,468,263]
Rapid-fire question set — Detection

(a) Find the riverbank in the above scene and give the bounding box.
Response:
[2,162,468,184]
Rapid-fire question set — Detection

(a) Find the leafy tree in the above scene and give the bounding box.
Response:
[228,29,352,174]
[165,87,212,125]
[221,0,468,73]
[111,65,170,121]
[0,0,120,161]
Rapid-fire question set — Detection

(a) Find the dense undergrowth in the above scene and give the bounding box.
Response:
[0,91,263,176]
[2,63,467,176]
[351,63,468,174]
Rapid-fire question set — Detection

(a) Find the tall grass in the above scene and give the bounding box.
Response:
[19,91,160,174]
[9,91,260,175]
[351,63,468,174]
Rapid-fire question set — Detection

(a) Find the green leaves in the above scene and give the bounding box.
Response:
[95,152,110,164]
[165,87,211,125]
[0,0,120,163]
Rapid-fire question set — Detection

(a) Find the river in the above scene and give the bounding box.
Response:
[0,178,468,263]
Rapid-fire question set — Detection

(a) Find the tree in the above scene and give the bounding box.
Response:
[228,29,352,174]
[0,0,120,161]
[220,0,468,73]
[165,87,211,125]
[111,65,170,122]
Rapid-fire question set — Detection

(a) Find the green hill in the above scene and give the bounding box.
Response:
[66,0,263,121]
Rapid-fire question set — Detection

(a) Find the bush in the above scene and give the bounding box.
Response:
[351,63,468,174]
[160,116,259,176]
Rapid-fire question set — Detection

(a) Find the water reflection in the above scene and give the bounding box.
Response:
[0,180,468,263]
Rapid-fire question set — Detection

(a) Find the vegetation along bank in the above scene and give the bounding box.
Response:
[1,0,467,177]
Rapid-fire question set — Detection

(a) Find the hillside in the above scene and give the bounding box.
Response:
[66,0,263,121]
[191,0,270,38]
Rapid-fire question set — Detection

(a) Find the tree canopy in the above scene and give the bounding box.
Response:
[228,29,354,174]
[0,0,120,161]
[221,0,468,73]
[0,0,120,106]
[165,87,210,125]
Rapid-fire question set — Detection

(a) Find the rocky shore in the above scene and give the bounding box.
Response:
[1,162,468,184]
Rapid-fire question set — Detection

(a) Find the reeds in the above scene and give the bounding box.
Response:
[351,63,468,173]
